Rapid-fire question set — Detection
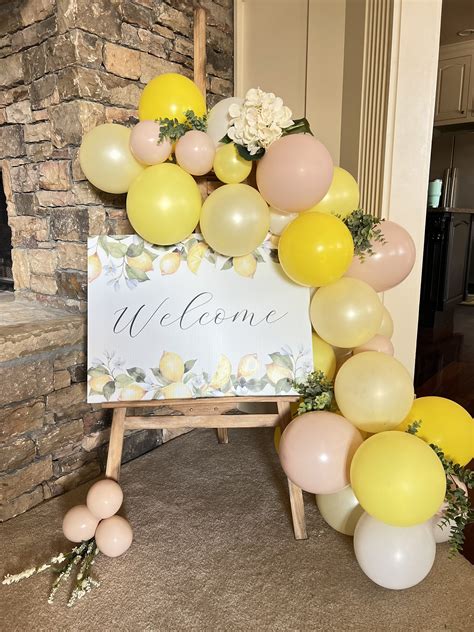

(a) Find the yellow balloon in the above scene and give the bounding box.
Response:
[278,212,354,287]
[310,278,383,348]
[396,397,473,466]
[312,333,336,380]
[350,431,446,526]
[213,143,252,184]
[335,352,414,432]
[316,485,364,535]
[126,163,201,245]
[79,124,144,194]
[307,167,360,218]
[200,184,269,257]
[378,305,394,338]
[274,426,281,453]
[138,73,206,123]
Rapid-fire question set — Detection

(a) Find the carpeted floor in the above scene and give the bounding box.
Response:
[1,428,473,631]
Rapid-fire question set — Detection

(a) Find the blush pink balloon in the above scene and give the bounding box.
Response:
[95,515,133,558]
[175,130,215,176]
[62,505,99,543]
[86,479,123,520]
[279,411,363,494]
[345,220,416,292]
[353,334,394,356]
[130,120,172,165]
[256,134,334,213]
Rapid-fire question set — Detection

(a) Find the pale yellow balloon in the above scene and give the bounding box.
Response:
[79,123,144,194]
[307,167,360,219]
[316,485,364,535]
[334,352,414,432]
[200,184,270,257]
[213,143,252,184]
[312,333,336,380]
[378,305,394,338]
[310,278,383,348]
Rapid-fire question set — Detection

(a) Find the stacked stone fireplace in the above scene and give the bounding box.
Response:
[0,0,233,520]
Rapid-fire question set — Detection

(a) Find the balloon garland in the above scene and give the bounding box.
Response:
[3,74,473,605]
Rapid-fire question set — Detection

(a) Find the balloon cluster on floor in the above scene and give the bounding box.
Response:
[78,73,474,590]
[63,479,133,558]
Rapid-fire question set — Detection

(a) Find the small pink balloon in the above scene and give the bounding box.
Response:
[256,134,333,213]
[279,411,363,494]
[130,120,172,165]
[175,130,215,176]
[86,479,123,520]
[95,515,133,558]
[62,505,99,543]
[345,220,416,292]
[353,334,394,356]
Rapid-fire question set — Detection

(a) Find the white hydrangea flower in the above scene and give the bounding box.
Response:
[227,87,293,155]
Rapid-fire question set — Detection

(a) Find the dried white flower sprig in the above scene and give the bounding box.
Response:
[223,87,313,160]
[3,539,100,607]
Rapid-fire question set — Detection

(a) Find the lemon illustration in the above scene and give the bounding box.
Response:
[161,382,192,399]
[88,254,102,283]
[159,351,184,382]
[237,354,260,379]
[89,373,113,393]
[209,354,232,390]
[187,242,208,274]
[160,252,181,275]
[265,362,293,385]
[119,383,146,401]
[126,251,153,272]
[233,254,257,278]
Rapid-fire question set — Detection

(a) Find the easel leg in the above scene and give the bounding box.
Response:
[105,408,126,481]
[216,428,229,444]
[277,401,307,540]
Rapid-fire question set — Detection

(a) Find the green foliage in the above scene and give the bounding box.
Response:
[293,370,334,415]
[342,209,386,260]
[283,117,313,137]
[406,420,474,556]
[158,109,207,143]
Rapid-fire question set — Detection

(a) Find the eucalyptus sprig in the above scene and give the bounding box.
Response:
[342,209,386,261]
[158,109,207,143]
[293,370,334,415]
[406,420,474,556]
[3,539,100,607]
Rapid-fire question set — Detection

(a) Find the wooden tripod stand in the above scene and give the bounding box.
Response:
[102,7,308,540]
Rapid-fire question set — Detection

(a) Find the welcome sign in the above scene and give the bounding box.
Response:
[87,234,313,403]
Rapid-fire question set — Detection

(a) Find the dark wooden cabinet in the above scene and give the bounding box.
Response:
[419,211,472,327]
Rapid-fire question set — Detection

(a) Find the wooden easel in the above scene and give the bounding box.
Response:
[103,8,308,540]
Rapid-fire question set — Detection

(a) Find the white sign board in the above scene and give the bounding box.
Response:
[87,234,312,403]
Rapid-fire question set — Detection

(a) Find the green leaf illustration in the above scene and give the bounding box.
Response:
[115,373,134,388]
[275,377,292,394]
[88,366,110,377]
[98,235,109,255]
[126,240,145,258]
[253,251,265,263]
[103,380,116,400]
[269,352,293,371]
[125,264,149,282]
[127,367,146,382]
[144,248,159,261]
[221,258,233,271]
[107,242,129,259]
[184,359,197,373]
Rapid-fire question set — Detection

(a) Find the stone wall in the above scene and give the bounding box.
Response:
[0,0,233,520]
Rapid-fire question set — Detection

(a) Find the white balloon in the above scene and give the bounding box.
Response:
[354,513,436,590]
[270,208,298,236]
[316,485,364,536]
[207,97,243,146]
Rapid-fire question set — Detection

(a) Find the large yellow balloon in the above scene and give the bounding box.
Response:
[79,124,144,194]
[307,167,360,219]
[396,397,473,466]
[334,352,414,432]
[126,163,201,245]
[351,431,446,526]
[200,184,269,257]
[378,305,394,338]
[213,143,252,184]
[310,278,383,348]
[312,333,336,380]
[138,73,206,123]
[278,212,354,286]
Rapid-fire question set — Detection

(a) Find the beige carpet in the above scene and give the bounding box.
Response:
[1,428,473,631]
